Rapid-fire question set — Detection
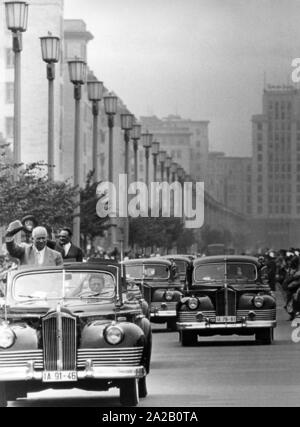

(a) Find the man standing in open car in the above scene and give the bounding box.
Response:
[5,220,63,267]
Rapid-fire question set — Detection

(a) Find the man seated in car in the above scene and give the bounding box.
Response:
[83,275,106,297]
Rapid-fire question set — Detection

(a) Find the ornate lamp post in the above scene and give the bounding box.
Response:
[177,167,185,184]
[40,34,60,181]
[87,79,104,183]
[104,94,118,183]
[152,141,160,182]
[165,156,172,183]
[159,150,167,182]
[171,162,178,182]
[142,132,153,187]
[121,113,134,176]
[5,1,29,167]
[131,124,142,182]
[68,58,87,247]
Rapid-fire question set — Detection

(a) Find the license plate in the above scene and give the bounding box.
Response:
[42,371,78,383]
[216,316,237,323]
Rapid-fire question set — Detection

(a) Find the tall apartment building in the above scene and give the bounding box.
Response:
[251,85,300,248]
[0,0,64,177]
[140,115,209,182]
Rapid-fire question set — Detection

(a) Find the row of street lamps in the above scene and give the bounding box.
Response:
[4,1,188,247]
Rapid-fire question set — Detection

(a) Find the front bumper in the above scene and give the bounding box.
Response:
[177,320,277,331]
[0,363,146,383]
[151,310,176,319]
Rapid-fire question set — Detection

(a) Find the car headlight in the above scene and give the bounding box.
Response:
[165,291,174,302]
[0,325,16,349]
[188,298,199,311]
[254,296,264,309]
[104,325,124,345]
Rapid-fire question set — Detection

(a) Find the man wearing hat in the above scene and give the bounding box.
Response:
[5,220,63,267]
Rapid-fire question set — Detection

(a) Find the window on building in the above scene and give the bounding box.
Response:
[5,117,13,139]
[5,83,14,104]
[257,134,263,142]
[258,154,263,162]
[257,123,263,131]
[257,144,263,152]
[6,49,14,68]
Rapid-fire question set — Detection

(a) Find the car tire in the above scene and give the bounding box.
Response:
[0,383,7,408]
[180,331,198,347]
[120,379,139,407]
[138,377,148,399]
[167,319,177,332]
[255,328,274,345]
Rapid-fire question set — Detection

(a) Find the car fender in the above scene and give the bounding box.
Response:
[0,323,39,352]
[238,293,276,310]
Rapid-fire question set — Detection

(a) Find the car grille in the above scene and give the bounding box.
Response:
[42,310,77,371]
[151,302,177,312]
[216,288,237,317]
[178,309,276,323]
[77,347,144,368]
[0,350,44,369]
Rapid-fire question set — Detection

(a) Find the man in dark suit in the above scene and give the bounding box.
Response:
[56,228,83,263]
[6,221,63,267]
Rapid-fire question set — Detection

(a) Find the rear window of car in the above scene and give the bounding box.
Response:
[194,263,257,283]
[126,264,170,280]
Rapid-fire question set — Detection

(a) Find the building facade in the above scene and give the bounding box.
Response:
[251,85,300,249]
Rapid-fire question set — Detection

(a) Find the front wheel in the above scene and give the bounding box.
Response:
[0,383,7,408]
[120,379,139,407]
[256,328,274,345]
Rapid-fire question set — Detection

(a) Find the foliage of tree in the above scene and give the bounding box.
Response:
[129,216,195,252]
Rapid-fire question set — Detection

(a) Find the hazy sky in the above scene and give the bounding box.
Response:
[64,0,300,156]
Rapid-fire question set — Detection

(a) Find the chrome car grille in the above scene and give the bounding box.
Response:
[42,310,77,371]
[178,309,276,323]
[151,302,177,311]
[216,288,237,317]
[0,350,44,369]
[77,347,144,368]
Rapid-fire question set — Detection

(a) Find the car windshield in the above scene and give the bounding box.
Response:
[194,263,257,283]
[126,264,170,280]
[13,271,115,302]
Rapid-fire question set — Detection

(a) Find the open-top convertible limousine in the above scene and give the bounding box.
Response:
[0,262,152,407]
[177,256,277,346]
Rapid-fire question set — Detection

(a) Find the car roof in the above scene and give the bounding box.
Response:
[161,255,192,263]
[10,262,120,276]
[123,258,172,266]
[194,255,259,266]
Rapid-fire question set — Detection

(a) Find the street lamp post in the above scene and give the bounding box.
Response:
[171,162,178,182]
[121,113,134,176]
[159,150,167,182]
[152,141,160,182]
[5,1,29,167]
[87,79,104,183]
[104,94,118,183]
[177,167,185,184]
[165,156,172,183]
[142,132,153,187]
[40,34,60,181]
[68,58,87,247]
[131,124,142,182]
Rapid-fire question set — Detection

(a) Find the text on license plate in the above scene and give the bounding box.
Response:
[43,371,78,383]
[216,316,237,323]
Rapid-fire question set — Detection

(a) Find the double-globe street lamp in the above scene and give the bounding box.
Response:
[68,58,87,247]
[5,1,29,167]
[40,34,60,181]
[104,94,118,183]
[152,141,160,182]
[131,124,142,182]
[142,132,153,187]
[87,79,104,183]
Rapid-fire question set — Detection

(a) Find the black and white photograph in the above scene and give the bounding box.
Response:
[0,0,300,409]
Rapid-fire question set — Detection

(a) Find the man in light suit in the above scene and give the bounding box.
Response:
[6,221,63,267]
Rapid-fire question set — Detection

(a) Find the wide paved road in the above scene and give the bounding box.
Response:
[11,291,300,407]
